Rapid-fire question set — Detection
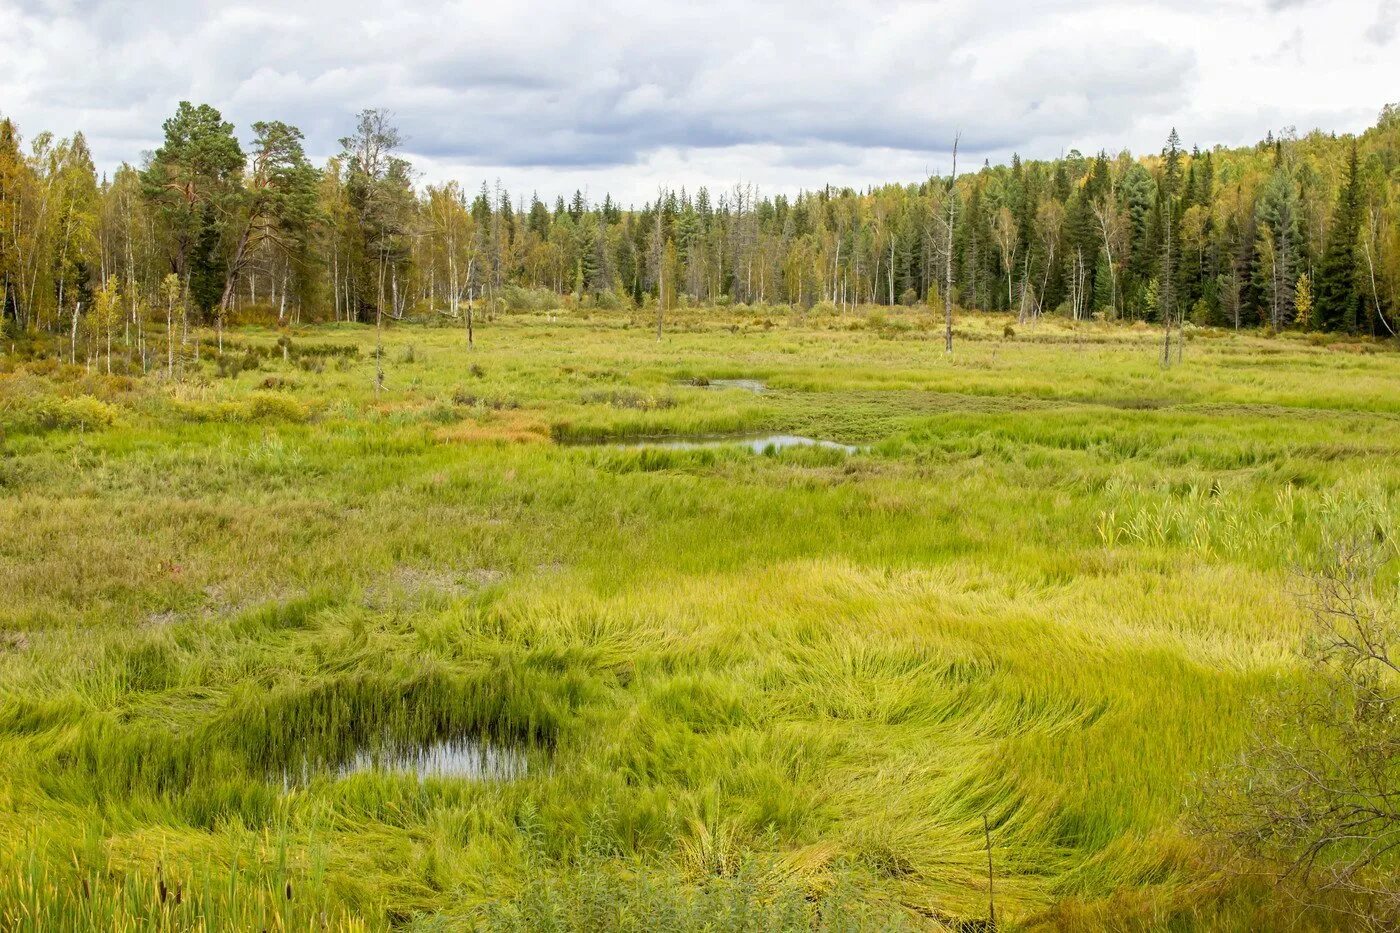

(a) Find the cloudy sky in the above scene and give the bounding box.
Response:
[2,0,1395,205]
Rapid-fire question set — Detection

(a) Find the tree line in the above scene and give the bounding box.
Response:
[2,102,1398,359]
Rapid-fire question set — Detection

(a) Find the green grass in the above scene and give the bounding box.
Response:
[1,307,1397,930]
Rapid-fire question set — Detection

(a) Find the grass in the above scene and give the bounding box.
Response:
[1,306,1397,929]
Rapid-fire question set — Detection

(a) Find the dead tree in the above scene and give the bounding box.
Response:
[944,133,959,353]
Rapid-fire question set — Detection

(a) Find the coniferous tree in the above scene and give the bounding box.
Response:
[1315,142,1363,331]
[140,102,244,314]
[1254,167,1301,330]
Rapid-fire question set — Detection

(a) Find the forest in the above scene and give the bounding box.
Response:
[3,103,1399,347]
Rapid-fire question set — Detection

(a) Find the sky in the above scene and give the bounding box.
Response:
[1,0,1396,206]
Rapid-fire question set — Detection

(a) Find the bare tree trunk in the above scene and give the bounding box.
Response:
[1363,210,1396,336]
[944,133,959,352]
[831,237,841,304]
[182,271,191,363]
[278,264,288,325]
[1017,253,1030,324]
[375,247,386,393]
[888,237,895,307]
[656,274,665,342]
[70,301,81,365]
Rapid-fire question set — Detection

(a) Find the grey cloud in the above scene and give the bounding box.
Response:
[1366,0,1398,43]
[0,0,1386,195]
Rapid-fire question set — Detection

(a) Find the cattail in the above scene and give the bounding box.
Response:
[285,880,293,901]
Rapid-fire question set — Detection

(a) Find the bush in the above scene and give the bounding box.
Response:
[215,350,263,378]
[589,288,631,311]
[497,285,558,313]
[51,395,120,430]
[244,392,308,423]
[1,394,119,432]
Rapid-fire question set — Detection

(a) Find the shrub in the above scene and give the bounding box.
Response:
[497,285,558,313]
[52,395,120,430]
[589,289,631,311]
[0,394,120,433]
[244,392,308,423]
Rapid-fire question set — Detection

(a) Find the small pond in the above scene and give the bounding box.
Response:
[696,378,766,393]
[584,433,860,454]
[283,736,529,785]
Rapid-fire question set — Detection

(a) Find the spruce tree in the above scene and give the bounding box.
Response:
[1254,167,1300,330]
[1314,142,1362,332]
[189,204,227,317]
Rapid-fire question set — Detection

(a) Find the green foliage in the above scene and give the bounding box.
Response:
[244,391,309,422]
[140,101,244,300]
[7,107,1400,349]
[0,392,119,433]
[1315,143,1364,331]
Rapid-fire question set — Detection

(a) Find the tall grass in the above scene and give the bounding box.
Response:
[1,308,1397,929]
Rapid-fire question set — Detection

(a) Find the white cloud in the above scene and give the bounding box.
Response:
[0,0,1393,203]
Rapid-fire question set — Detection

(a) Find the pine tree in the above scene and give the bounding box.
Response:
[140,102,244,283]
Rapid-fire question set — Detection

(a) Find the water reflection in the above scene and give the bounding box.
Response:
[610,433,859,453]
[700,378,766,393]
[284,737,529,785]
